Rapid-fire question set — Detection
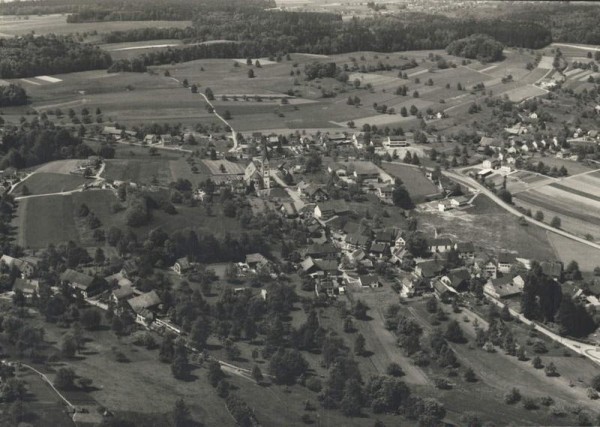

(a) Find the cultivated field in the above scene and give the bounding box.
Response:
[0,14,192,38]
[380,162,440,202]
[513,171,600,241]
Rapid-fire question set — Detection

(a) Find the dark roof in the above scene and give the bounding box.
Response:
[369,242,389,254]
[113,286,135,300]
[305,243,340,257]
[314,259,339,273]
[428,238,453,247]
[417,260,444,278]
[61,269,94,289]
[540,261,563,277]
[359,275,380,286]
[497,252,516,264]
[455,242,475,253]
[346,233,369,247]
[447,268,471,289]
[316,200,350,214]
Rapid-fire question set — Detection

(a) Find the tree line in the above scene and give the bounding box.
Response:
[0,34,112,79]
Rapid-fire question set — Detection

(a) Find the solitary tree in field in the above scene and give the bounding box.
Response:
[248,69,255,78]
[172,399,191,427]
[534,210,544,221]
[205,87,215,100]
[550,216,561,229]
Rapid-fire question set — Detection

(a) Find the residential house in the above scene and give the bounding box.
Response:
[358,274,381,289]
[428,238,453,253]
[160,134,177,146]
[369,242,390,259]
[483,275,525,299]
[415,260,444,280]
[400,275,430,297]
[482,159,501,170]
[245,253,270,270]
[345,233,370,251]
[313,200,351,220]
[143,134,158,144]
[451,196,470,208]
[473,257,497,279]
[299,184,329,202]
[497,252,516,274]
[375,229,397,247]
[0,255,37,278]
[438,268,471,293]
[304,243,340,260]
[172,257,192,275]
[112,285,135,305]
[128,291,162,325]
[13,278,39,297]
[61,269,103,298]
[377,185,394,203]
[455,242,475,261]
[540,261,563,279]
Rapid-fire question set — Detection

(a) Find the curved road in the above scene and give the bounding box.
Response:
[443,170,600,251]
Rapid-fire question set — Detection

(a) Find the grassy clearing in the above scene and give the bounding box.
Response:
[547,233,600,272]
[15,194,80,249]
[421,195,558,260]
[13,173,87,196]
[380,162,440,202]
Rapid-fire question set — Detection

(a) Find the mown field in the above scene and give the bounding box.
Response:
[0,14,191,38]
[13,172,87,196]
[421,194,558,261]
[380,162,440,202]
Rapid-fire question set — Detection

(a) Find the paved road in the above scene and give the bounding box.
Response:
[443,170,600,251]
[269,170,305,210]
[552,43,600,52]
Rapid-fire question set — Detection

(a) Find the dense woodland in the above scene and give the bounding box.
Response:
[0,84,27,108]
[0,35,112,79]
[0,0,275,19]
[446,34,505,63]
[0,124,92,169]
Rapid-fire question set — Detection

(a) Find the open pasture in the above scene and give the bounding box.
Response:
[15,194,79,248]
[201,159,245,175]
[380,162,440,202]
[0,14,192,38]
[103,157,174,185]
[547,233,600,272]
[13,172,87,196]
[500,84,547,102]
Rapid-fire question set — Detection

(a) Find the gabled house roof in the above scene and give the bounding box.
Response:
[417,260,444,278]
[369,242,389,254]
[540,261,563,277]
[245,253,269,266]
[497,252,516,264]
[346,233,369,247]
[304,243,340,257]
[61,269,94,289]
[428,238,453,247]
[455,242,475,253]
[314,259,339,273]
[376,229,396,243]
[128,291,162,313]
[113,285,135,301]
[175,257,192,270]
[446,268,471,289]
[359,274,380,287]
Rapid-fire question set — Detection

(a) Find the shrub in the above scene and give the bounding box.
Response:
[504,388,521,404]
[522,397,538,410]
[386,362,405,377]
